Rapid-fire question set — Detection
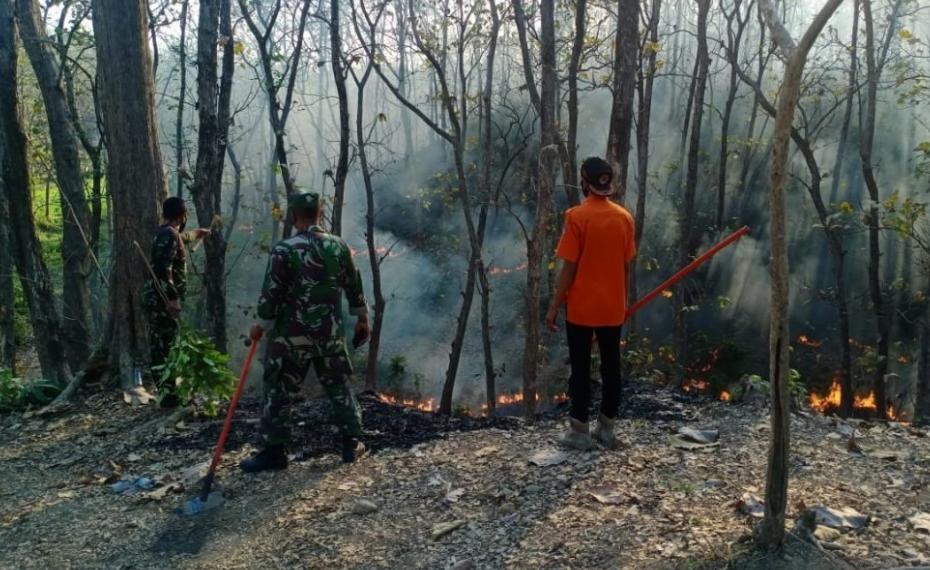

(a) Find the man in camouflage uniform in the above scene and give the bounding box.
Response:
[143,197,209,406]
[240,191,370,472]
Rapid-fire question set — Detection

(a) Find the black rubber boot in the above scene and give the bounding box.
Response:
[341,436,366,464]
[239,446,288,473]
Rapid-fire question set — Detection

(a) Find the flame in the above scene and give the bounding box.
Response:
[887,403,909,424]
[377,392,437,412]
[898,355,911,365]
[683,378,709,392]
[808,378,883,415]
[661,290,673,299]
[719,390,731,402]
[797,335,822,348]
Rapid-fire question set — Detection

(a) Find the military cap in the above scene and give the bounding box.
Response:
[287,191,320,211]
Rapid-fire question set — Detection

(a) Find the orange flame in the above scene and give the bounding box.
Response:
[797,335,822,348]
[719,390,731,402]
[488,262,528,276]
[377,392,437,412]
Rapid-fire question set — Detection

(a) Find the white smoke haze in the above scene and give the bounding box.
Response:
[132,0,930,410]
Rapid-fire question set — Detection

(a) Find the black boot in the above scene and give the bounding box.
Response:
[341,435,366,464]
[239,446,288,473]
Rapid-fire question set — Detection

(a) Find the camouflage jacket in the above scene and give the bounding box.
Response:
[144,224,187,306]
[257,225,368,357]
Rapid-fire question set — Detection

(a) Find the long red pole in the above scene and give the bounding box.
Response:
[198,329,262,502]
[627,226,750,317]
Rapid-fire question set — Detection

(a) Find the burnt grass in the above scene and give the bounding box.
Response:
[156,379,695,461]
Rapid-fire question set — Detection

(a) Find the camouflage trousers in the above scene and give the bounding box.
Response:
[147,304,180,388]
[261,341,363,448]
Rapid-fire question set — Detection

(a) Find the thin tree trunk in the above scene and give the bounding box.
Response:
[606,0,638,201]
[0,0,73,386]
[224,144,242,244]
[630,0,661,330]
[478,0,502,413]
[0,182,15,373]
[756,0,843,547]
[564,0,585,205]
[716,0,750,228]
[860,0,889,419]
[17,0,94,370]
[189,0,233,351]
[174,0,189,198]
[917,278,930,425]
[329,0,350,236]
[674,0,710,385]
[521,0,557,418]
[92,0,167,387]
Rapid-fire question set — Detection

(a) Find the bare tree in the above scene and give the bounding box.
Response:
[189,0,234,351]
[17,0,95,370]
[756,0,843,547]
[606,0,639,200]
[0,187,12,373]
[674,0,710,384]
[327,0,351,236]
[174,0,190,198]
[0,0,73,386]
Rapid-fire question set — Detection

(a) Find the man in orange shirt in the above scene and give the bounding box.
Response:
[546,156,636,450]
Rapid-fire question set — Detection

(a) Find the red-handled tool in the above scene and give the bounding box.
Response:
[627,226,750,317]
[178,328,263,516]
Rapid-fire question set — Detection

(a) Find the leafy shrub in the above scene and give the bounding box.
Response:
[153,326,236,416]
[0,368,61,412]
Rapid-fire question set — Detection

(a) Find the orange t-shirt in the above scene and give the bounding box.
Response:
[555,196,637,327]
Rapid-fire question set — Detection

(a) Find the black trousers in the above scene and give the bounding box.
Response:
[566,321,623,423]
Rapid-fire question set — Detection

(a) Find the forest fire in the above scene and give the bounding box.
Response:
[377,392,437,412]
[807,378,909,422]
[719,390,731,402]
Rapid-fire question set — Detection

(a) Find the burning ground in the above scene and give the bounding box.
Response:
[1,383,930,569]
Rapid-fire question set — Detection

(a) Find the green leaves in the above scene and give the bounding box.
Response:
[154,326,236,417]
[0,369,61,412]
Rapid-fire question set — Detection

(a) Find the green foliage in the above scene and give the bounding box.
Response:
[0,368,61,412]
[154,326,236,416]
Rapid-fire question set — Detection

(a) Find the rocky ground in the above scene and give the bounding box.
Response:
[1,380,929,569]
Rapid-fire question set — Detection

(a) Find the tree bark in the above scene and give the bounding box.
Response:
[564,0,586,204]
[329,0,351,236]
[674,0,710,384]
[629,0,661,330]
[859,0,890,419]
[17,0,94,370]
[716,0,751,228]
[189,0,233,352]
[478,0,502,413]
[756,0,843,548]
[92,0,167,387]
[0,0,73,386]
[0,177,15,373]
[605,0,639,201]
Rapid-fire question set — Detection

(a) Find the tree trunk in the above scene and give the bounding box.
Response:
[756,0,843,548]
[0,182,15,373]
[630,0,661,330]
[917,282,930,425]
[716,0,749,228]
[674,0,710,384]
[605,0,638,202]
[0,0,72,386]
[92,0,167,387]
[478,0,502,413]
[189,0,233,352]
[564,0,585,204]
[520,0,557,418]
[859,0,889,419]
[329,0,350,236]
[174,0,189,198]
[17,0,94,370]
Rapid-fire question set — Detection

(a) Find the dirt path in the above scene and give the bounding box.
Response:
[1,383,928,569]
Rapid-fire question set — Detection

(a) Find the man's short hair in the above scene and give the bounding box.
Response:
[162,196,187,220]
